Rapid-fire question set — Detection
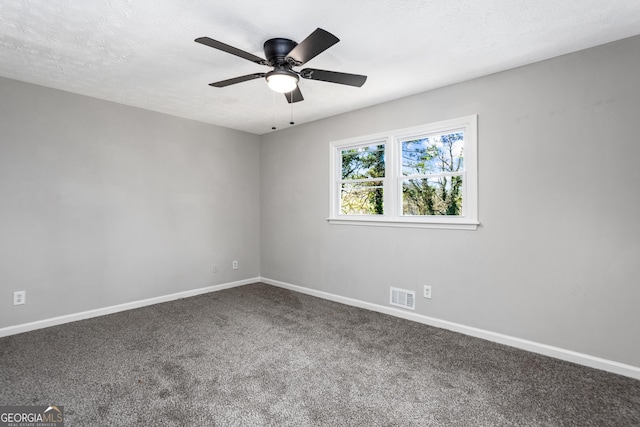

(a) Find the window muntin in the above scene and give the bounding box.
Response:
[329,115,478,230]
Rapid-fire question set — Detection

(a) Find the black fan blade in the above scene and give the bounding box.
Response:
[209,73,265,88]
[286,28,339,66]
[300,68,367,87]
[284,86,304,103]
[195,37,267,65]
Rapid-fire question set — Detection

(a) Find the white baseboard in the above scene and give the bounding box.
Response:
[3,276,638,380]
[0,277,259,339]
[260,277,640,380]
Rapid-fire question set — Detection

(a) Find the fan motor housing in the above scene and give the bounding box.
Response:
[263,38,297,66]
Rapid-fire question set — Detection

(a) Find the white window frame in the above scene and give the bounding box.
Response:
[328,115,478,230]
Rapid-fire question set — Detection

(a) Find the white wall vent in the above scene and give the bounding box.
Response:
[390,287,415,310]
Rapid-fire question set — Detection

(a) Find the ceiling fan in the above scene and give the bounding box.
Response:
[195,28,367,103]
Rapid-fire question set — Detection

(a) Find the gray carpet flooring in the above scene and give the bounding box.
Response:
[1,283,639,426]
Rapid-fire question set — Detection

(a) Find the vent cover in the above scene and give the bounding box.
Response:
[390,287,415,310]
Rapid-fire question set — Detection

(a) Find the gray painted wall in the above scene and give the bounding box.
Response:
[0,77,261,328]
[260,35,640,367]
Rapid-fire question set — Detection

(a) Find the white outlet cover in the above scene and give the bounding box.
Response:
[424,286,432,299]
[13,291,26,305]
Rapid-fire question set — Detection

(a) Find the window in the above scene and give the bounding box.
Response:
[339,142,385,215]
[329,115,478,230]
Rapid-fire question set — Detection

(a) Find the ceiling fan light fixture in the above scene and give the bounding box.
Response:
[195,28,367,105]
[266,70,299,93]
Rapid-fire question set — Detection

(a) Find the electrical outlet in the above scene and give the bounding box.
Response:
[213,264,218,273]
[13,290,26,305]
[232,260,238,270]
[423,285,432,299]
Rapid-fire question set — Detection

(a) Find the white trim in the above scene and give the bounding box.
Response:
[327,218,479,230]
[0,277,259,338]
[4,275,638,380]
[260,277,640,380]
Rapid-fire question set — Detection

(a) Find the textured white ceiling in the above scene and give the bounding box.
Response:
[1,1,640,135]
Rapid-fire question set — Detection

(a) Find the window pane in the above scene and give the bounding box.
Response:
[341,144,385,180]
[340,181,384,215]
[402,132,464,176]
[402,176,463,216]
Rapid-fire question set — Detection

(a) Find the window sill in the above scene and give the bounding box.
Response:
[327,218,479,230]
